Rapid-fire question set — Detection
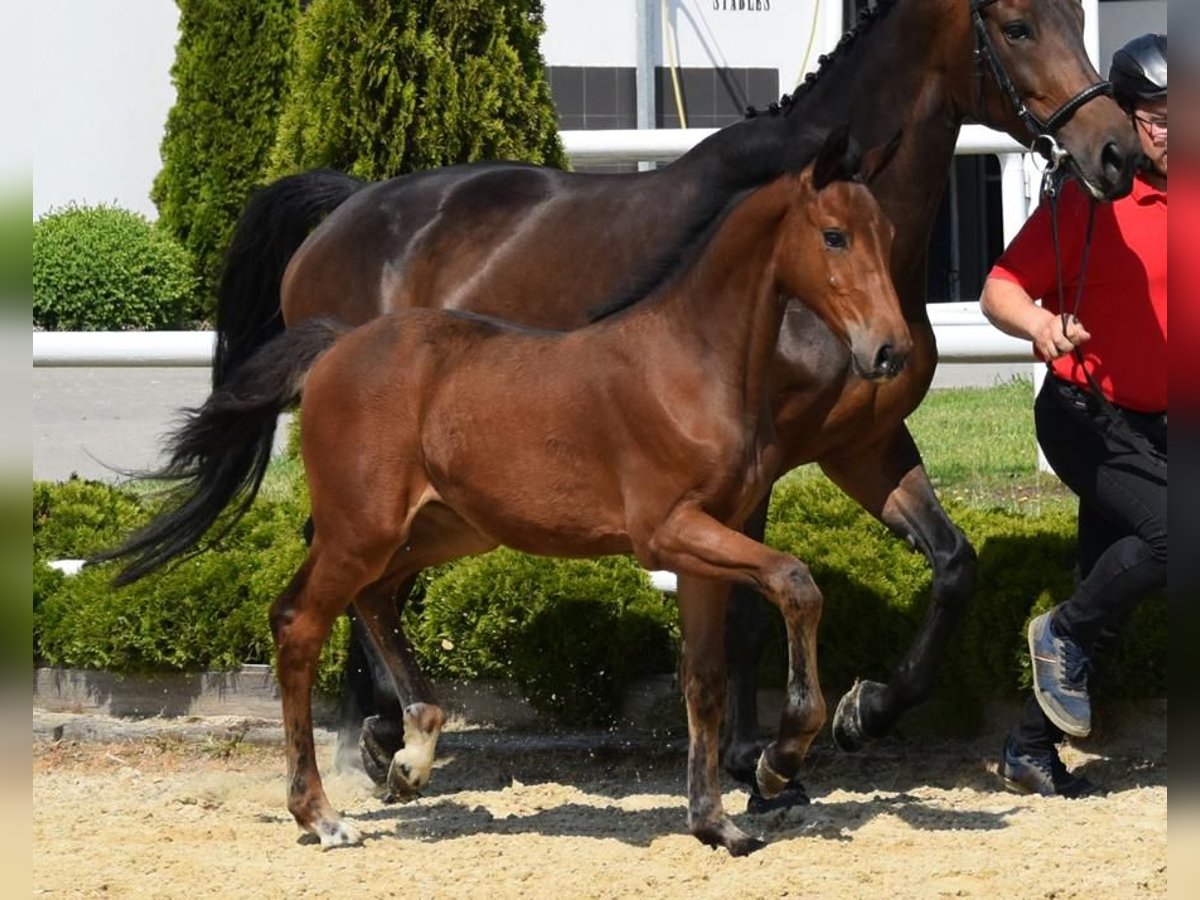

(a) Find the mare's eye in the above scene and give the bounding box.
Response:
[823,229,847,250]
[1002,22,1032,42]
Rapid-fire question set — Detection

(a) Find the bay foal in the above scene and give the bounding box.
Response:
[103,132,908,854]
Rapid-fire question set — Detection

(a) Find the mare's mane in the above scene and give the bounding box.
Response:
[747,0,900,120]
[586,0,899,324]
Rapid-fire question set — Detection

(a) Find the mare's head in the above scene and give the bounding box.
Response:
[775,128,911,381]
[950,0,1138,198]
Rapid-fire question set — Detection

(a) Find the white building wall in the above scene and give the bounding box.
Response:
[1097,1,1168,74]
[544,0,832,85]
[31,0,1154,222]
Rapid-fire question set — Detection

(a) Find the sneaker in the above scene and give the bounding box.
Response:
[1001,736,1099,798]
[1028,610,1092,737]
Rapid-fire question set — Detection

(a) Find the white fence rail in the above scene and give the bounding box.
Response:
[31,302,1032,367]
[32,126,1039,368]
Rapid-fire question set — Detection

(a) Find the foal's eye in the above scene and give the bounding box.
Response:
[823,229,847,250]
[1002,21,1032,42]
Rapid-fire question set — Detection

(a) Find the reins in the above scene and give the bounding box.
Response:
[970,0,1164,465]
[1040,162,1166,466]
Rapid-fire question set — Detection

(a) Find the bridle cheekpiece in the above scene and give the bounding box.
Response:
[970,0,1112,169]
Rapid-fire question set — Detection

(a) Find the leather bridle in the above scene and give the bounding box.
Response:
[970,0,1112,168]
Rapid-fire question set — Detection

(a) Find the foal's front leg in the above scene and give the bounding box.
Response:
[651,507,827,856]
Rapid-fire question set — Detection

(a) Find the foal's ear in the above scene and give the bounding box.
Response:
[812,125,862,191]
[859,129,904,185]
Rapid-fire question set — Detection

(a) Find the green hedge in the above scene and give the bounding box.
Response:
[32,475,1165,730]
[33,205,201,331]
[405,550,676,726]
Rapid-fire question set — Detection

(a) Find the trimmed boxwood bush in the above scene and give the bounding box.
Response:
[405,549,677,726]
[33,205,200,331]
[33,474,1165,729]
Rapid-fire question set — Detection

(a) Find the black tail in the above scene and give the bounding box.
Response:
[96,319,350,586]
[213,168,365,389]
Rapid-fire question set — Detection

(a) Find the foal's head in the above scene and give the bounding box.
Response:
[776,128,911,381]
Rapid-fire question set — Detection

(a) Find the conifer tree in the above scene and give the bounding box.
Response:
[152,1,299,317]
[269,0,566,180]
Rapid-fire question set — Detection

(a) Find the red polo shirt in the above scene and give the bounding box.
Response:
[989,174,1168,412]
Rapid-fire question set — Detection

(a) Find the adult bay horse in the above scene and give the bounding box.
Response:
[212,0,1139,803]
[102,134,910,854]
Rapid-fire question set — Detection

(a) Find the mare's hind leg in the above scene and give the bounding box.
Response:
[819,425,976,750]
[271,545,384,847]
[649,507,826,856]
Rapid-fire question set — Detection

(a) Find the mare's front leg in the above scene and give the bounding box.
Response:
[818,424,976,751]
[651,508,827,856]
[721,495,810,812]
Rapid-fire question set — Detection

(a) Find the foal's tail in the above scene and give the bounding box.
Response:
[95,319,350,586]
[213,169,365,389]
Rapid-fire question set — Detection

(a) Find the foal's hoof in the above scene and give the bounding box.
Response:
[313,817,362,849]
[693,819,767,857]
[359,715,405,786]
[832,679,884,753]
[754,751,791,801]
[385,747,433,802]
[746,778,810,815]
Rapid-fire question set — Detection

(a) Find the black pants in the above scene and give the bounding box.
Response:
[1014,375,1168,751]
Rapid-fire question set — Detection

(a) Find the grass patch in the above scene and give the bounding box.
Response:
[777,376,1072,515]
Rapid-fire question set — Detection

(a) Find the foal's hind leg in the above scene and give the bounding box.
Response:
[648,506,826,855]
[350,511,497,798]
[820,427,976,750]
[721,494,810,812]
[271,548,381,847]
[353,574,445,802]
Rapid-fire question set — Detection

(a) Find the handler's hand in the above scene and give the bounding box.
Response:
[1035,312,1091,360]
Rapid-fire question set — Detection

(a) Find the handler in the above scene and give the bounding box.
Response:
[979,33,1167,797]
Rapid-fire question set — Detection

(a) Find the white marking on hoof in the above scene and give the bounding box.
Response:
[755,751,788,800]
[314,817,362,849]
[387,705,441,797]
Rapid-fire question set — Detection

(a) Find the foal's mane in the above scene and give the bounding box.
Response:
[586,191,750,323]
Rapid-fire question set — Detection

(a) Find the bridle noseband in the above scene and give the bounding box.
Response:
[970,0,1112,169]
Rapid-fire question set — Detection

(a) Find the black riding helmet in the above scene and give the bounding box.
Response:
[1109,33,1167,110]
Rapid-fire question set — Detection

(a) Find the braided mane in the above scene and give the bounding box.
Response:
[745,0,900,119]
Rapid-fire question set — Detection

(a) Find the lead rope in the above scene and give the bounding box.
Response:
[1042,167,1165,466]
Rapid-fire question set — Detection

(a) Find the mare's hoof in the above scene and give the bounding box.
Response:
[746,779,810,814]
[832,679,884,753]
[359,715,405,786]
[693,820,767,857]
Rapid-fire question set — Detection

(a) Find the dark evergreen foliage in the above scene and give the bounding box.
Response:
[269,0,566,180]
[152,1,300,318]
